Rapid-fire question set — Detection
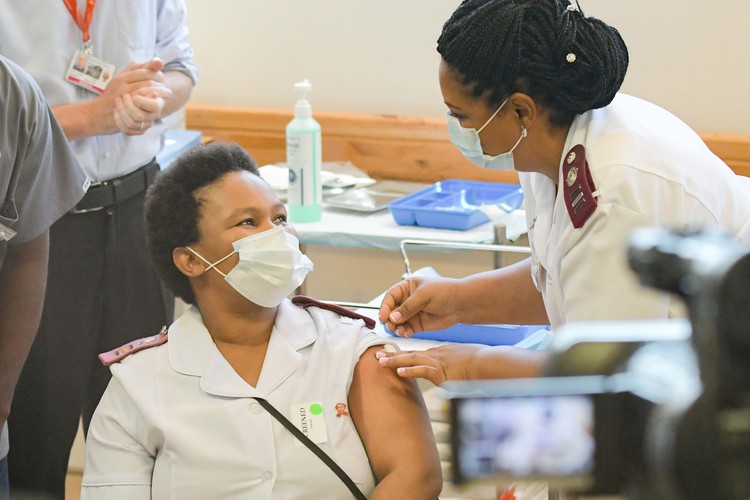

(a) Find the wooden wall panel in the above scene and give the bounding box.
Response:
[186,104,518,184]
[698,133,750,178]
[186,104,750,182]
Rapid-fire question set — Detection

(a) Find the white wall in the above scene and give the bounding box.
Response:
[184,0,750,134]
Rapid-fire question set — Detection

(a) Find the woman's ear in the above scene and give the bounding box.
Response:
[509,92,537,129]
[173,247,206,278]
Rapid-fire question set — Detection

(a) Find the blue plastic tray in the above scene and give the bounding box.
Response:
[382,323,549,346]
[156,129,203,169]
[388,180,524,231]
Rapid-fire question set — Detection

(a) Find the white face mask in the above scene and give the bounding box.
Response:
[186,225,313,308]
[446,98,527,171]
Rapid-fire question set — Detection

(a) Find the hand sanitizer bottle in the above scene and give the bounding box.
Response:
[286,79,322,222]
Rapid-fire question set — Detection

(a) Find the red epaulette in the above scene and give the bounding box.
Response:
[562,144,598,228]
[291,296,376,330]
[98,326,169,366]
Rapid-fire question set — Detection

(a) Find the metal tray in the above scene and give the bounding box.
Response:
[324,181,428,212]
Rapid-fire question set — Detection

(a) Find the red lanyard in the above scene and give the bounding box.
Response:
[62,0,96,44]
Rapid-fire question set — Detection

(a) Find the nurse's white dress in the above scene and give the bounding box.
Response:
[81,300,393,499]
[520,93,750,330]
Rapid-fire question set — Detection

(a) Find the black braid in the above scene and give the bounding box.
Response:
[438,0,629,128]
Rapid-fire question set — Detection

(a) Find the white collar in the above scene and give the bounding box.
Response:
[168,300,318,397]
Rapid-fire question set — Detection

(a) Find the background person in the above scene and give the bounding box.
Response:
[0,1,199,497]
[376,0,750,386]
[0,55,88,500]
[81,142,442,499]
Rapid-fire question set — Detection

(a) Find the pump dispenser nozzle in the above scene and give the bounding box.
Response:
[294,79,313,119]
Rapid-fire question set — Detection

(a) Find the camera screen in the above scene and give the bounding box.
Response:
[453,394,595,483]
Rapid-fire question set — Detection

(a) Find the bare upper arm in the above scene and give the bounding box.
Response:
[347,345,442,498]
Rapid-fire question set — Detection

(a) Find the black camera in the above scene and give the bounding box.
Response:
[447,228,750,499]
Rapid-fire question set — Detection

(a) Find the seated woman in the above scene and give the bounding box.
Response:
[81,142,442,499]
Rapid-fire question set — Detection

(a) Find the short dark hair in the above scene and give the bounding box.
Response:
[438,0,629,127]
[145,142,260,305]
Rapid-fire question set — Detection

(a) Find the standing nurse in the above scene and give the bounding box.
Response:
[377,0,750,386]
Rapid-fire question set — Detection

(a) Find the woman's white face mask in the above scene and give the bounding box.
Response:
[186,225,313,308]
[446,98,527,171]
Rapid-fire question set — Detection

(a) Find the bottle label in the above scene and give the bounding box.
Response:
[286,131,322,207]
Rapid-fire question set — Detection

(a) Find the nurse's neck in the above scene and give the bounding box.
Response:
[535,130,570,185]
[517,119,570,186]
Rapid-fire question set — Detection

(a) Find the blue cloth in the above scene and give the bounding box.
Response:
[0,455,9,500]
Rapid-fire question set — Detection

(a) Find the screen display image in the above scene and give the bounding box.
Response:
[455,394,595,481]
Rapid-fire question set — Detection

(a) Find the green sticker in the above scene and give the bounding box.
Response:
[309,403,323,415]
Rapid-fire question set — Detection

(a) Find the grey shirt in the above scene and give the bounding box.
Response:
[0,55,88,458]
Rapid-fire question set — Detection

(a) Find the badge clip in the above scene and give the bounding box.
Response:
[0,222,16,242]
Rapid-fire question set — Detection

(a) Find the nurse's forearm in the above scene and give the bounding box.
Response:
[470,345,550,380]
[456,258,549,325]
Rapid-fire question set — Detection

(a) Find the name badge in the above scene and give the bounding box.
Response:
[66,50,115,95]
[290,402,328,445]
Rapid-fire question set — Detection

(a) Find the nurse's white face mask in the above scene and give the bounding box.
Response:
[186,225,313,308]
[446,98,527,171]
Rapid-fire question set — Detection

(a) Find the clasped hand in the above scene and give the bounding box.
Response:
[94,58,173,136]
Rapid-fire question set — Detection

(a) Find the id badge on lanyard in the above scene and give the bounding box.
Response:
[62,0,115,94]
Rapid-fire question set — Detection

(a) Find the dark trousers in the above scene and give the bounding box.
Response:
[0,456,7,500]
[7,189,173,500]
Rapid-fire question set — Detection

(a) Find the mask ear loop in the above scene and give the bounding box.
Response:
[509,125,528,153]
[185,246,235,277]
[477,98,509,134]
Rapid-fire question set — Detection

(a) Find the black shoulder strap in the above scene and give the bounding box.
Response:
[253,397,367,500]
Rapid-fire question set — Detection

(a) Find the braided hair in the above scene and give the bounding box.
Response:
[438,0,629,127]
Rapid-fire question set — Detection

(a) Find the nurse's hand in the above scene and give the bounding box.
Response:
[378,276,462,337]
[376,344,548,386]
[375,344,488,386]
